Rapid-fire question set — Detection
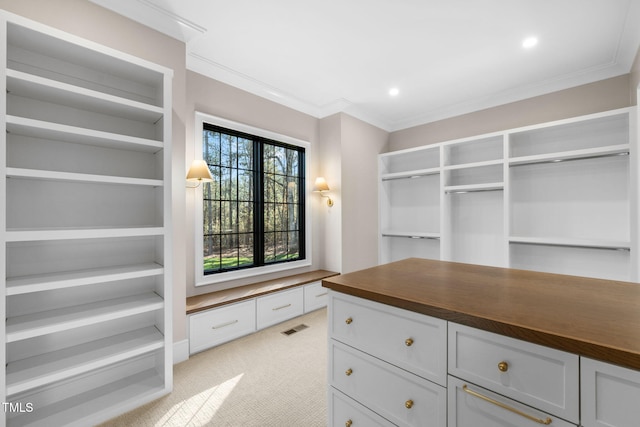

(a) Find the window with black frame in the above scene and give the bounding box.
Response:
[202,123,305,275]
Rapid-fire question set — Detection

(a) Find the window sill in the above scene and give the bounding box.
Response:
[195,259,312,287]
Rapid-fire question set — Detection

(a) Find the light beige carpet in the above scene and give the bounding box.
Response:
[99,308,328,427]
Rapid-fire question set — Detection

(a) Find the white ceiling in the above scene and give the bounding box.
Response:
[90,0,640,131]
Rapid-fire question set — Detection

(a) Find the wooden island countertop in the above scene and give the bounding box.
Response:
[322,258,640,371]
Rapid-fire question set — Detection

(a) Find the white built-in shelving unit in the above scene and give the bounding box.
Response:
[1,12,173,427]
[380,107,637,282]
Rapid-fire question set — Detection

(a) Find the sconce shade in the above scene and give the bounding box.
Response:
[186,160,213,183]
[313,177,330,192]
[313,177,333,207]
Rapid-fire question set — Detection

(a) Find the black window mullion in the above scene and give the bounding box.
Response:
[254,139,264,266]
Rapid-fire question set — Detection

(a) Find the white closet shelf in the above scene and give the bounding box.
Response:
[6,263,164,295]
[6,292,165,343]
[444,182,504,193]
[6,115,163,152]
[381,167,440,181]
[6,226,165,242]
[509,236,631,251]
[7,368,165,427]
[6,326,164,396]
[7,69,164,123]
[382,231,440,240]
[509,144,630,166]
[7,167,163,186]
[443,158,503,170]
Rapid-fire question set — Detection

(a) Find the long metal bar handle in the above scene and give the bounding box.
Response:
[462,385,552,425]
[211,320,239,329]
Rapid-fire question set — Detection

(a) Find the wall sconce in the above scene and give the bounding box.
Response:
[313,177,333,207]
[186,160,213,188]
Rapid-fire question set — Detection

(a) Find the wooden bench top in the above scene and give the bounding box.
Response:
[186,269,339,315]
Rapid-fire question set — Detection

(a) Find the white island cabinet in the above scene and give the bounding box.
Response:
[581,357,640,427]
[1,11,173,427]
[323,259,640,427]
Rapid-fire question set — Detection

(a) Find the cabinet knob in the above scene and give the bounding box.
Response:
[405,338,414,347]
[345,317,353,324]
[345,420,352,427]
[405,399,414,409]
[498,361,509,372]
[345,368,353,376]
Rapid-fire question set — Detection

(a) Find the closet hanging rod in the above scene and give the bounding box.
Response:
[509,240,630,251]
[382,172,438,181]
[445,188,504,194]
[382,234,440,240]
[510,151,629,167]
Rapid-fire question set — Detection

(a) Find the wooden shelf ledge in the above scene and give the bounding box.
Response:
[186,270,339,315]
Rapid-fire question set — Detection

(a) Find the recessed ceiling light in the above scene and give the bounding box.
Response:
[522,36,538,49]
[389,87,399,96]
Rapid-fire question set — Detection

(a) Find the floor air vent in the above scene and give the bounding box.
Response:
[282,324,309,336]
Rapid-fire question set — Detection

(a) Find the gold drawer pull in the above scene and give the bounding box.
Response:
[272,303,292,311]
[405,338,414,347]
[316,291,329,298]
[405,399,414,409]
[345,368,353,376]
[498,361,509,372]
[462,385,552,425]
[345,420,352,427]
[345,317,353,324]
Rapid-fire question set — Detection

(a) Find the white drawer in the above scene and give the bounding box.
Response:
[448,376,576,427]
[330,340,446,427]
[256,287,304,329]
[303,281,328,312]
[448,323,579,423]
[189,300,256,354]
[330,292,447,386]
[581,357,640,427]
[330,387,396,427]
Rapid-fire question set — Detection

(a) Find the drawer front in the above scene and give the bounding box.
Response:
[189,300,256,354]
[330,291,447,386]
[448,376,576,427]
[256,287,304,329]
[330,340,446,427]
[448,323,579,423]
[304,281,328,312]
[330,387,396,427]
[581,357,640,427]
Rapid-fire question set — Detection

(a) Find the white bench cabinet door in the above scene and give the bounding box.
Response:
[256,287,304,329]
[189,300,256,354]
[304,281,328,312]
[581,357,640,427]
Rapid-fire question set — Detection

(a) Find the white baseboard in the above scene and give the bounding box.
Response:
[173,339,189,364]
